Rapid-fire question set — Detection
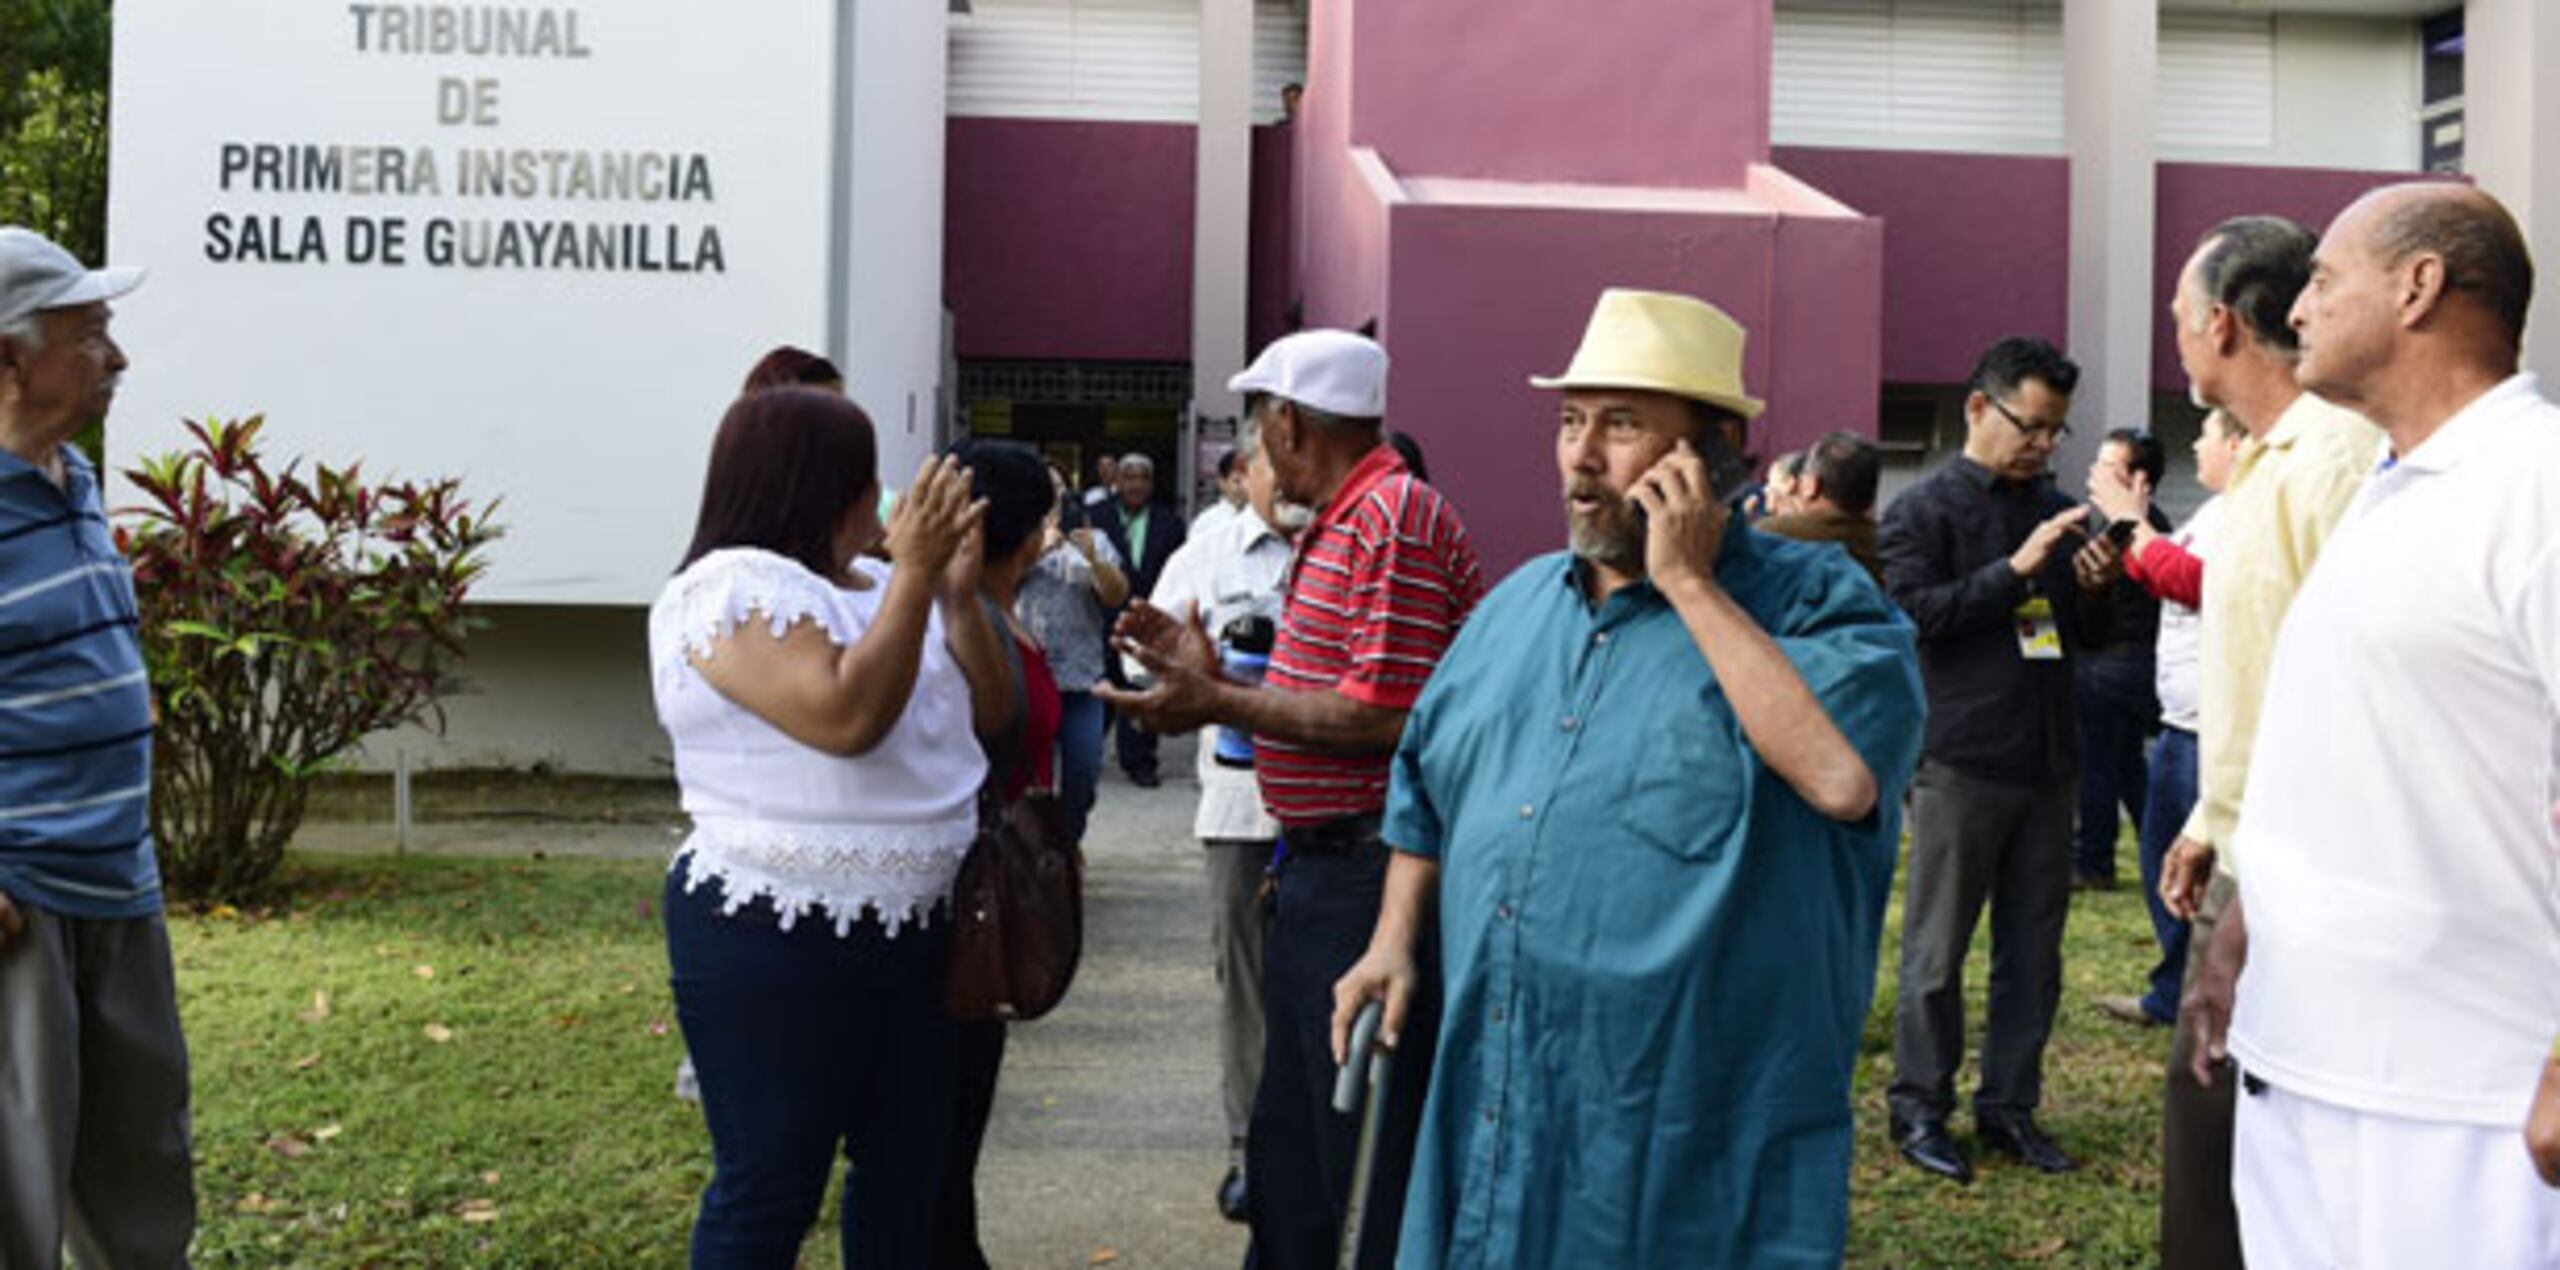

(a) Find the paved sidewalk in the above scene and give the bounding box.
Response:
[297,736,1255,1268]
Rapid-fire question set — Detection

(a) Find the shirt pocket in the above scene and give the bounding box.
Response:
[1618,686,1747,863]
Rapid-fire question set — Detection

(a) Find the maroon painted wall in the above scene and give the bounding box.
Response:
[1774,146,2070,388]
[944,118,1196,362]
[1351,0,1770,186]
[2151,162,2411,391]
[1249,124,1297,357]
[1380,201,1882,575]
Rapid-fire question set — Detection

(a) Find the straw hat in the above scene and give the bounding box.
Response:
[1529,288,1764,420]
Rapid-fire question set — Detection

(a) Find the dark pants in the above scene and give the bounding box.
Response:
[2134,728,2197,1022]
[666,871,954,1270]
[1246,830,1435,1270]
[0,904,197,1270]
[1113,710,1160,781]
[1057,690,1106,844]
[2160,873,2242,1270]
[2073,684,2151,883]
[931,1021,1007,1270]
[1889,760,2076,1124]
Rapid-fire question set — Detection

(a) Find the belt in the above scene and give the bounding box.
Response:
[1278,812,1383,856]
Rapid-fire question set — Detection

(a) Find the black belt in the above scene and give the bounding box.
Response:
[1279,812,1383,856]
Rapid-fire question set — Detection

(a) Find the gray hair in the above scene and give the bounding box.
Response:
[1234,416,1262,463]
[2188,215,2317,356]
[1117,452,1155,475]
[0,311,44,350]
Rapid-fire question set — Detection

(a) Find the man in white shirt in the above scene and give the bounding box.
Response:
[1142,422,1301,1223]
[2185,182,2560,1264]
[1191,448,1249,542]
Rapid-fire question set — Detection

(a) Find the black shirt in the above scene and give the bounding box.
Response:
[1876,457,2112,784]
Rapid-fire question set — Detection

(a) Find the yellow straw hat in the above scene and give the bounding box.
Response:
[1529,288,1765,420]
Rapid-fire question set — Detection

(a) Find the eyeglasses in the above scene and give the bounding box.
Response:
[1985,394,2072,443]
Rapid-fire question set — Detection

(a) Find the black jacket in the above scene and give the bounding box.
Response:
[1090,497,1187,600]
[1877,458,2114,785]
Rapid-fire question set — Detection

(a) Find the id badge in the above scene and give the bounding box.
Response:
[2014,596,2064,661]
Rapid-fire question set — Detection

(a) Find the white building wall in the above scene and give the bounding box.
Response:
[364,606,667,777]
[1773,1,2421,172]
[2261,13,2421,171]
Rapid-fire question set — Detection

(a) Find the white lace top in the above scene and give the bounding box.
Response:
[648,548,986,936]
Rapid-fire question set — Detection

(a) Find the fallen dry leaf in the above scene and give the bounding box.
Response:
[456,1198,499,1224]
[646,1019,670,1037]
[423,1022,455,1044]
[234,1191,277,1214]
[312,1123,343,1143]
[265,1133,311,1160]
[297,989,332,1024]
[2011,1235,2070,1261]
[1089,1250,1121,1266]
[481,1169,501,1185]
[413,964,436,981]
[290,1052,323,1072]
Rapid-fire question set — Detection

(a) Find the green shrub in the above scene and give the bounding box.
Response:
[121,417,502,903]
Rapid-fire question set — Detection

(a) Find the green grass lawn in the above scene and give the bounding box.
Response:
[179,846,2172,1266]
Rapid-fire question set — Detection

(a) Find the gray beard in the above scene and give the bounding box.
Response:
[1566,505,1645,573]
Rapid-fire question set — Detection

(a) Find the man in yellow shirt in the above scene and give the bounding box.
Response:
[2097,214,2379,1267]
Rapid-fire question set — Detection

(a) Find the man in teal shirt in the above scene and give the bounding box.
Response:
[1333,290,1925,1267]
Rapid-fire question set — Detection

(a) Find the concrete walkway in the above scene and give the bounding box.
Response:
[300,737,1255,1269]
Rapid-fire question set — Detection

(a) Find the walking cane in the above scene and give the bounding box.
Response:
[1332,999,1390,1270]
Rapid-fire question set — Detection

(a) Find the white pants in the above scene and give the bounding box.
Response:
[2235,1076,2560,1268]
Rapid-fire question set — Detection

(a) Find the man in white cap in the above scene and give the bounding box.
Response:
[1328,287,1925,1266]
[0,226,197,1265]
[1105,328,1485,1270]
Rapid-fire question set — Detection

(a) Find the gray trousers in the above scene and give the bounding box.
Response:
[2160,871,2243,1270]
[1889,760,2076,1124]
[1204,839,1269,1157]
[0,902,196,1270]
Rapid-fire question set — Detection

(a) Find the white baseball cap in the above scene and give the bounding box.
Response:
[1227,329,1387,418]
[0,227,143,330]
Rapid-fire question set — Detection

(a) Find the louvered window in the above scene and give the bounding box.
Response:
[950,0,1308,124]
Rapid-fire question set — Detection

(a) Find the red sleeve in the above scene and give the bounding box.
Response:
[1335,484,1485,710]
[2126,536,2204,609]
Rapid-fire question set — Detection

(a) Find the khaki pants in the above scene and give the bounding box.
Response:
[0,903,196,1270]
[1204,838,1270,1157]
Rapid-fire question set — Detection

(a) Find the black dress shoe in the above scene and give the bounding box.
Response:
[1890,1115,1973,1184]
[1130,768,1161,788]
[1978,1113,2078,1173]
[1216,1166,1248,1223]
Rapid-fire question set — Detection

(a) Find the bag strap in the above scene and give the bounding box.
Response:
[978,592,1031,800]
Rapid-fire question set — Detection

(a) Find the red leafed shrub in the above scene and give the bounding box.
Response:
[120,416,500,902]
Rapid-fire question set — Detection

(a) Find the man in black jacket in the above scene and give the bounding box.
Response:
[1091,452,1186,786]
[1879,337,2121,1183]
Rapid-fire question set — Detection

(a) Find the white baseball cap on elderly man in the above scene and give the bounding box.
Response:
[1227,329,1388,418]
[0,227,144,330]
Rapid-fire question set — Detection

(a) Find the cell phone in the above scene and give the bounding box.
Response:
[2105,517,2136,547]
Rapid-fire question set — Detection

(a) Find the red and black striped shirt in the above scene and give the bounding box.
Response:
[1258,445,1484,828]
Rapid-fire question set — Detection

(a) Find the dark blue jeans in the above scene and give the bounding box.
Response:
[1057,690,1106,845]
[1245,831,1436,1270]
[2136,728,2198,1021]
[2074,685,2151,883]
[666,870,954,1270]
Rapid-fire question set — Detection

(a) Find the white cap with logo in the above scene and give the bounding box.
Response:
[1227,329,1387,418]
[0,227,144,329]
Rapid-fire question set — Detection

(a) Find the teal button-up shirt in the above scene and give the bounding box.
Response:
[1384,530,1924,1269]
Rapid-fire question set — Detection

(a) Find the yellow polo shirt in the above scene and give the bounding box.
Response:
[2184,389,2382,874]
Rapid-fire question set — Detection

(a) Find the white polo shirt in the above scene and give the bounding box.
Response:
[1144,506,1293,842]
[2228,373,2560,1126]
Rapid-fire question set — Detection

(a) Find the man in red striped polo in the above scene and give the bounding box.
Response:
[1106,328,1484,1270]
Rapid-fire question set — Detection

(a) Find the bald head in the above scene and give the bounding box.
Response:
[2357,183,2533,351]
